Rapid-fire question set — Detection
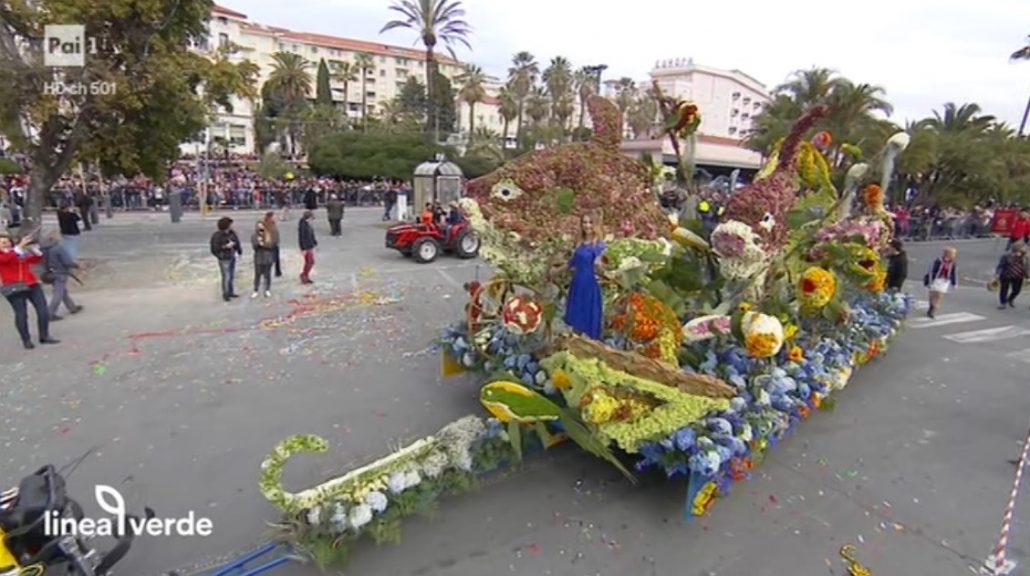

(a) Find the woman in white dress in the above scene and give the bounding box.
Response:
[923,246,958,318]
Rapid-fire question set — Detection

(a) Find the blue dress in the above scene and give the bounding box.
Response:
[564,241,605,339]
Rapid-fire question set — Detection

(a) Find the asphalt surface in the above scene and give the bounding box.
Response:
[1,212,1028,576]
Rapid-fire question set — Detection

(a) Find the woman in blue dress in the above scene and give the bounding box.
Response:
[557,214,605,340]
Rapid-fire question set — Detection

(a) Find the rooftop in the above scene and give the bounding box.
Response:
[213,4,461,65]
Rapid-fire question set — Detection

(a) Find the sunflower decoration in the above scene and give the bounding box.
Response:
[797,267,837,310]
[610,292,683,365]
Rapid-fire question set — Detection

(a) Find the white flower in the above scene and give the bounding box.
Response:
[845,163,869,182]
[348,504,373,530]
[387,472,407,494]
[615,256,644,273]
[741,311,785,357]
[329,503,348,533]
[306,506,322,526]
[404,469,421,488]
[543,380,556,395]
[421,451,448,479]
[741,423,753,443]
[364,490,388,513]
[887,131,910,151]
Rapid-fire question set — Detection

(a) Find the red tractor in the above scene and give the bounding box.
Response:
[385,220,480,263]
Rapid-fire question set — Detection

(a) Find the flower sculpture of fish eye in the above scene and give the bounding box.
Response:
[758,212,776,233]
[710,220,768,281]
[491,179,525,202]
[501,295,544,334]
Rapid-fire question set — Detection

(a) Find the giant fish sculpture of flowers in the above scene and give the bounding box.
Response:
[460,96,672,286]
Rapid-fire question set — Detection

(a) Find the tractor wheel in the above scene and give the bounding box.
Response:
[413,237,440,263]
[455,230,480,259]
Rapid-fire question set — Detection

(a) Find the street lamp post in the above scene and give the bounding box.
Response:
[1019,94,1030,137]
[584,64,607,95]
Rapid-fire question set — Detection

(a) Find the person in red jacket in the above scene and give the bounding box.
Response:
[0,231,59,349]
[1008,210,1030,250]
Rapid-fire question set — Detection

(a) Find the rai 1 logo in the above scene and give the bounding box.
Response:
[43,24,103,67]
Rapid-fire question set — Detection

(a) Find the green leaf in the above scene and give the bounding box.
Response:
[508,421,523,462]
[730,310,745,343]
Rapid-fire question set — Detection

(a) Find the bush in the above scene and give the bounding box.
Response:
[308,131,453,180]
[0,158,22,175]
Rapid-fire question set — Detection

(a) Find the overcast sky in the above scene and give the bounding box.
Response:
[231,0,1030,128]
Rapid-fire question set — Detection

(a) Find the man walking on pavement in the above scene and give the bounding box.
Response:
[41,230,83,320]
[326,194,344,236]
[299,210,317,284]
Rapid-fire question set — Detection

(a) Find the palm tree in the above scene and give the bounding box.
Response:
[526,86,549,125]
[354,53,376,132]
[457,64,487,136]
[381,0,472,139]
[628,90,658,140]
[508,51,539,149]
[497,85,517,149]
[1011,35,1030,136]
[923,102,995,135]
[543,56,574,132]
[779,67,838,108]
[266,51,312,155]
[824,80,893,162]
[574,66,596,135]
[331,60,358,111]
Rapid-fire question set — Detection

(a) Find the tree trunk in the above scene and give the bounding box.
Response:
[425,46,436,141]
[541,335,736,399]
[343,81,350,126]
[515,104,525,150]
[502,117,510,149]
[468,101,475,137]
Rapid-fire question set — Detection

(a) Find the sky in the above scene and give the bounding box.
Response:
[229,0,1030,129]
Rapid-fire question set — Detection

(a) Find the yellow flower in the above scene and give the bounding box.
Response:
[741,312,784,358]
[738,302,752,313]
[788,345,804,362]
[798,267,836,309]
[865,266,887,293]
[552,369,572,390]
[784,324,799,340]
[692,481,718,516]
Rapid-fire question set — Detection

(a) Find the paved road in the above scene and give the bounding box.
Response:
[1,216,1028,576]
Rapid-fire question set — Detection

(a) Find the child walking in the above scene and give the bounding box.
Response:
[995,242,1029,309]
[923,246,958,318]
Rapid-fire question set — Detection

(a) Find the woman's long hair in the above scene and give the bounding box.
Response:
[580,211,604,244]
[255,221,270,246]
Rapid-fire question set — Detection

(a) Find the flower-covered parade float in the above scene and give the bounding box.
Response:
[259,96,913,568]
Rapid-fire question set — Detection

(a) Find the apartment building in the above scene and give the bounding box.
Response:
[185,4,467,154]
[650,57,770,140]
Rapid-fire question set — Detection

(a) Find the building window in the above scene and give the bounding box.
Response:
[229,125,246,146]
[379,69,387,77]
[218,33,229,48]
[217,17,228,25]
[742,97,750,106]
[310,46,317,54]
[741,113,750,120]
[732,92,741,100]
[348,103,359,112]
[291,44,298,52]
[396,68,408,78]
[278,43,286,51]
[731,108,739,117]
[379,56,386,63]
[417,60,424,68]
[753,102,761,110]
[366,91,376,99]
[366,77,375,85]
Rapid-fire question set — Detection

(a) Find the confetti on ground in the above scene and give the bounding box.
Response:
[92,362,107,375]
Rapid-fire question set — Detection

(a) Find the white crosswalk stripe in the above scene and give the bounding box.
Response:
[1005,349,1030,364]
[909,312,986,329]
[943,326,1030,344]
[913,299,930,310]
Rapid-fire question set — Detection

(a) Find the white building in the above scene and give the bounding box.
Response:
[649,57,770,140]
[183,4,467,155]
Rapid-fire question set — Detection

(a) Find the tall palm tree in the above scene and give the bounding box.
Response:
[266,51,312,155]
[923,102,995,135]
[1011,35,1030,136]
[381,0,472,140]
[778,67,838,108]
[613,77,636,114]
[574,66,596,135]
[824,80,893,162]
[508,51,539,149]
[543,56,574,130]
[457,64,487,136]
[354,53,376,132]
[331,60,358,110]
[628,90,658,140]
[526,86,549,125]
[497,85,518,149]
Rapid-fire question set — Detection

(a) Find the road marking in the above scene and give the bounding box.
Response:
[909,312,986,329]
[1005,349,1030,364]
[913,299,929,310]
[436,268,463,290]
[943,326,1030,344]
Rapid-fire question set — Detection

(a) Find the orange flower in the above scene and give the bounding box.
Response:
[788,345,804,362]
[863,184,884,209]
[811,394,822,409]
[798,404,811,419]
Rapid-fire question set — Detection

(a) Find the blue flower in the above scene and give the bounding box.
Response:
[673,427,696,452]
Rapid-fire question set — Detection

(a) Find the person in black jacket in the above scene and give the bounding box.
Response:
[303,187,318,211]
[885,239,908,292]
[298,210,317,284]
[210,217,242,301]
